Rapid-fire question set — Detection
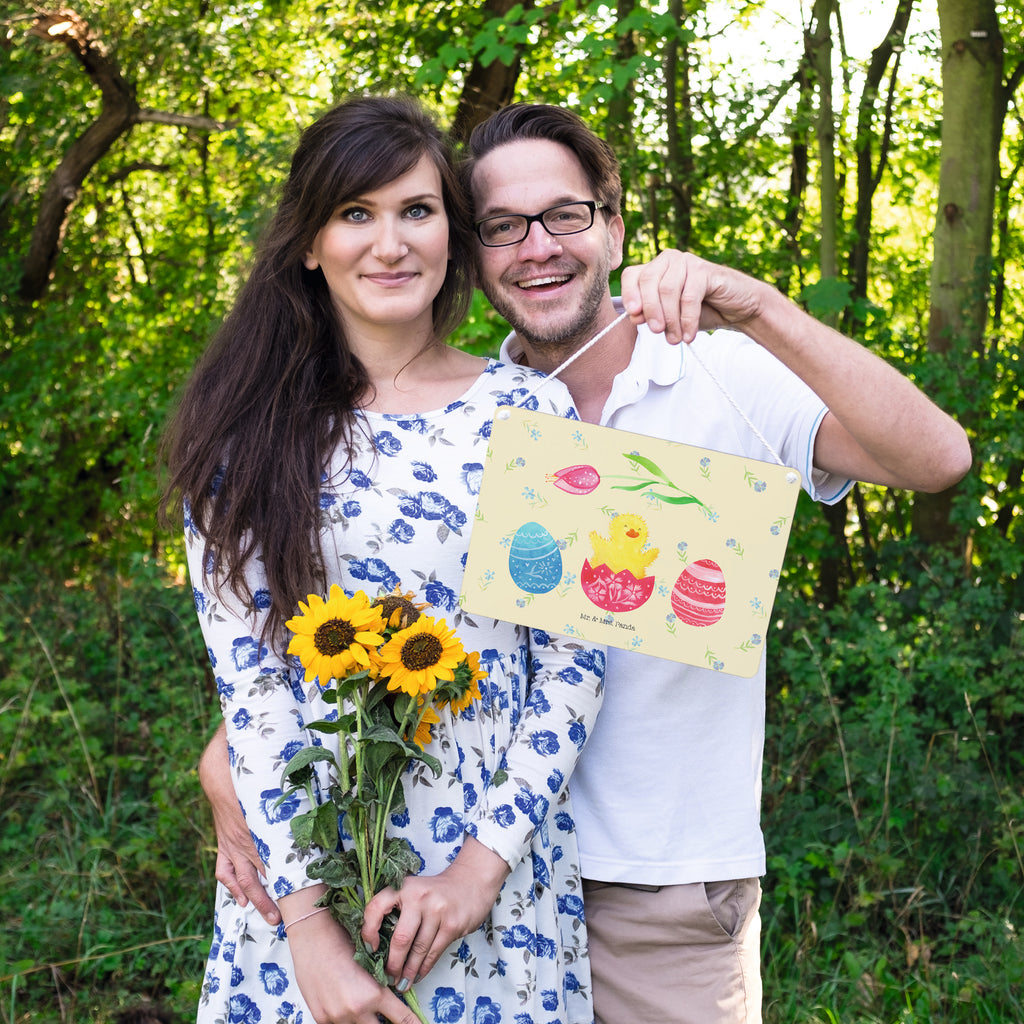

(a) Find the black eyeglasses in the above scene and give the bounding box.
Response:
[474,200,608,247]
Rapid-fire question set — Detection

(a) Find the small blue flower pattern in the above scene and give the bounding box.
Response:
[192,361,602,1024]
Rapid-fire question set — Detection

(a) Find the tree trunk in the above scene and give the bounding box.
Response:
[450,0,535,144]
[848,0,914,310]
[19,10,139,300]
[664,0,693,249]
[914,0,1003,545]
[806,0,838,290]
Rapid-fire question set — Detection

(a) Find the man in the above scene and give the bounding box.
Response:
[201,104,971,1023]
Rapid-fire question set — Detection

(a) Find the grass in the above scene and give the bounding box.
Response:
[1,547,1020,1023]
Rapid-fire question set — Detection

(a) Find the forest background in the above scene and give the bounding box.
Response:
[1,0,1021,1021]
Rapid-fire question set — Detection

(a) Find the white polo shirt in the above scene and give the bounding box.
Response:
[500,309,851,884]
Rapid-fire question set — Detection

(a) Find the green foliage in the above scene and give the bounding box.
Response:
[1,0,1022,1019]
[0,554,216,1021]
[762,540,1024,1023]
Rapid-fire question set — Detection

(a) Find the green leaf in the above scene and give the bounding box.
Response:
[311,801,341,850]
[623,452,674,485]
[288,808,319,849]
[281,745,337,788]
[309,849,362,890]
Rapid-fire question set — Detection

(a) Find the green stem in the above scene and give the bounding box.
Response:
[401,985,430,1024]
[351,684,374,903]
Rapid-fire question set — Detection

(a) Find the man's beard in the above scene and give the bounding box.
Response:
[481,260,611,356]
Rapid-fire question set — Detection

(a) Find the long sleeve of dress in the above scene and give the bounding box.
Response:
[185,509,325,897]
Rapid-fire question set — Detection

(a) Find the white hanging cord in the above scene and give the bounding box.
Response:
[681,343,787,467]
[508,310,789,471]
[520,310,630,394]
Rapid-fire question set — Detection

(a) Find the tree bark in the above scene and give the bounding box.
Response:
[18,9,236,301]
[450,0,534,144]
[914,0,1003,546]
[848,0,914,309]
[19,10,139,300]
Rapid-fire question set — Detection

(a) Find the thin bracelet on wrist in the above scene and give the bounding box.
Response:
[283,906,329,931]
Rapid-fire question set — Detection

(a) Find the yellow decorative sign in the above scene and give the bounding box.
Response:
[461,406,802,677]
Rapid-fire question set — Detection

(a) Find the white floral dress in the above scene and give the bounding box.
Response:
[189,360,605,1024]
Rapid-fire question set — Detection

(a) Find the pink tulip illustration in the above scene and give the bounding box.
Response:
[548,464,601,495]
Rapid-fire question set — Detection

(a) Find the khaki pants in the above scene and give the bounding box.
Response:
[582,878,762,1024]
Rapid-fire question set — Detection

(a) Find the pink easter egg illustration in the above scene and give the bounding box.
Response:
[580,558,656,613]
[671,559,726,626]
[548,464,601,495]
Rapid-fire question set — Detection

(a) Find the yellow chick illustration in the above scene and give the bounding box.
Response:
[589,513,659,578]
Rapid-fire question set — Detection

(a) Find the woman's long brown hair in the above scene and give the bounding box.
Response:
[161,96,474,650]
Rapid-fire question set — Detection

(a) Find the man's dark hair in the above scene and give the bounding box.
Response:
[462,104,622,217]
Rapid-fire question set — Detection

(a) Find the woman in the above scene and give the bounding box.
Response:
[163,96,605,1024]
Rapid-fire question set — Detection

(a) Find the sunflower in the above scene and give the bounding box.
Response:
[285,584,386,683]
[376,616,465,697]
[407,701,441,749]
[372,585,429,630]
[448,650,486,716]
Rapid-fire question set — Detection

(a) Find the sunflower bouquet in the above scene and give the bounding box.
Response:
[278,583,484,1019]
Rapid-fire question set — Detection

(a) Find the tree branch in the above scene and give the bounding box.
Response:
[18,8,236,301]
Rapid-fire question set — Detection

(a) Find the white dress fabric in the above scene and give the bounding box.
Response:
[189,360,605,1024]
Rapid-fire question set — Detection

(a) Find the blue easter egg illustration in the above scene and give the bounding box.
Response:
[508,521,563,594]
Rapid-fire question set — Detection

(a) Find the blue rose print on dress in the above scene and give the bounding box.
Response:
[279,739,304,762]
[253,589,272,611]
[389,519,416,544]
[412,461,437,482]
[227,994,261,1023]
[557,893,585,922]
[501,924,535,952]
[526,689,551,714]
[424,579,458,611]
[515,790,549,825]
[528,730,560,756]
[554,811,574,832]
[272,876,293,897]
[541,988,559,1011]
[493,804,517,828]
[232,708,251,730]
[545,768,564,794]
[461,463,484,495]
[341,499,362,518]
[374,431,402,456]
[259,963,289,996]
[347,556,400,591]
[260,788,299,824]
[568,721,587,750]
[395,415,430,434]
[531,851,551,889]
[573,648,605,676]
[472,996,502,1024]
[348,468,374,489]
[430,807,463,844]
[231,636,265,672]
[431,987,466,1023]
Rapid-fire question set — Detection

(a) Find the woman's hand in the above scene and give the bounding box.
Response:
[361,836,511,991]
[199,722,282,925]
[281,892,423,1024]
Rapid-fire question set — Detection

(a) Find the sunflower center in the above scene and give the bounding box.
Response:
[376,595,421,629]
[400,633,444,670]
[314,618,357,655]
